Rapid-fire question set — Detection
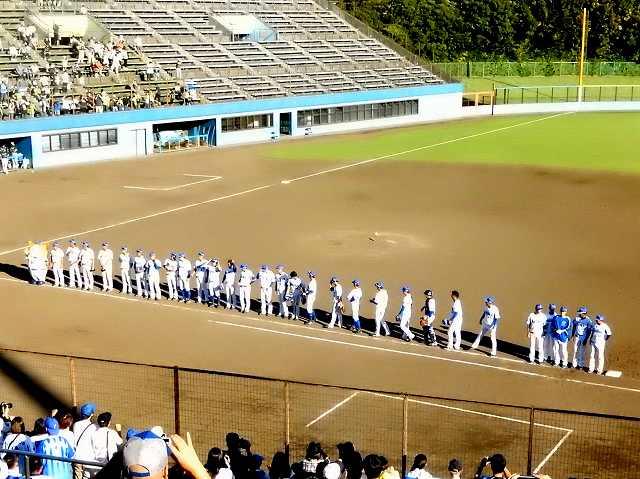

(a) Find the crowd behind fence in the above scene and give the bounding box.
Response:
[0,348,638,479]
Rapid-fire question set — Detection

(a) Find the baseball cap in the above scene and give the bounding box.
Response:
[535,304,543,311]
[560,306,568,312]
[401,286,410,293]
[261,265,267,271]
[448,459,462,473]
[80,402,96,417]
[308,271,316,277]
[352,279,360,286]
[124,437,168,478]
[424,289,433,297]
[577,306,588,314]
[549,303,557,310]
[44,417,59,435]
[375,281,384,289]
[595,314,606,322]
[484,296,495,304]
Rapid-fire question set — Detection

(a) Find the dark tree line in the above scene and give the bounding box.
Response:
[338,0,640,62]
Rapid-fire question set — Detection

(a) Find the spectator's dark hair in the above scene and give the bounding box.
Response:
[226,432,240,449]
[206,447,226,475]
[290,271,298,278]
[305,441,324,460]
[29,455,43,473]
[451,290,460,298]
[238,438,252,453]
[378,456,388,469]
[362,455,384,479]
[10,416,25,434]
[269,451,291,479]
[410,454,427,471]
[97,412,112,427]
[31,418,46,436]
[489,454,506,474]
[59,413,74,430]
[4,453,18,469]
[336,442,354,459]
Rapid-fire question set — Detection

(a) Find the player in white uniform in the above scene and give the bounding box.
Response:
[79,241,95,291]
[238,264,255,313]
[572,306,593,369]
[145,252,162,300]
[526,304,547,364]
[420,289,437,346]
[194,252,209,304]
[471,296,501,357]
[119,246,133,294]
[347,280,363,333]
[443,290,463,351]
[66,239,82,289]
[543,304,557,363]
[304,271,317,323]
[257,265,275,316]
[588,315,612,374]
[97,242,114,292]
[327,277,343,328]
[27,241,48,285]
[206,258,222,307]
[397,286,414,341]
[164,253,178,300]
[222,260,237,309]
[370,281,390,337]
[275,265,289,318]
[177,253,192,303]
[49,241,65,287]
[133,249,148,298]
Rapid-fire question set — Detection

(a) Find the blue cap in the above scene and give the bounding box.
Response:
[549,304,557,310]
[560,306,568,312]
[240,263,247,269]
[401,286,410,293]
[80,402,96,417]
[535,304,543,310]
[308,271,316,277]
[44,417,59,435]
[126,428,141,440]
[261,264,267,271]
[484,296,495,304]
[352,279,360,286]
[374,281,384,288]
[577,306,587,314]
[595,315,606,321]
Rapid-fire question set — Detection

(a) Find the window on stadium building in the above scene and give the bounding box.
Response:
[42,128,118,153]
[297,99,418,127]
[221,114,273,133]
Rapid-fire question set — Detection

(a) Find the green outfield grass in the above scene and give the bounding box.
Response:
[271,112,640,173]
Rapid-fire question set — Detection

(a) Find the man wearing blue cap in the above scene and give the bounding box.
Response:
[304,271,317,323]
[572,306,592,369]
[207,258,222,308]
[553,306,572,367]
[347,280,363,333]
[444,290,463,351]
[257,265,275,316]
[222,259,237,310]
[36,417,74,479]
[238,264,255,314]
[526,304,547,364]
[543,304,557,363]
[194,252,209,304]
[371,281,390,337]
[588,315,612,374]
[275,265,289,318]
[73,403,98,478]
[397,286,414,342]
[327,277,343,328]
[164,252,179,301]
[133,249,148,298]
[471,296,501,357]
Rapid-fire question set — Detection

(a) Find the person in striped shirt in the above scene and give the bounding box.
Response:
[35,417,74,479]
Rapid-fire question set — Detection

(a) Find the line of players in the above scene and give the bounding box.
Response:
[31,240,612,375]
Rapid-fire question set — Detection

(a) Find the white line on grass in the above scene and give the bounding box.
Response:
[305,392,360,428]
[280,112,574,184]
[0,112,571,258]
[123,174,222,191]
[0,277,637,394]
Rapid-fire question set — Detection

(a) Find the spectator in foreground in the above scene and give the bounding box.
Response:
[337,442,362,479]
[448,459,462,479]
[30,418,48,443]
[292,442,328,479]
[205,447,233,479]
[73,402,98,478]
[124,436,168,478]
[28,456,50,478]
[406,454,434,479]
[35,417,74,479]
[2,417,35,473]
[5,453,21,479]
[363,455,384,479]
[268,451,290,479]
[54,411,75,453]
[91,412,123,465]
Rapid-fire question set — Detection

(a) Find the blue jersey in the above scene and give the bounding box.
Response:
[36,435,74,479]
[572,316,593,342]
[553,315,572,342]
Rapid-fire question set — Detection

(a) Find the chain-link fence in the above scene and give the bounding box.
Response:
[0,348,638,479]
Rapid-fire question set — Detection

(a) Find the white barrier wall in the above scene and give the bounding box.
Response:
[460,100,640,118]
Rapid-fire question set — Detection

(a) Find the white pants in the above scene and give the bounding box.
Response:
[239,285,251,312]
[147,274,161,300]
[224,283,235,308]
[447,319,462,350]
[328,300,342,328]
[69,263,82,288]
[135,272,147,297]
[554,340,568,366]
[166,273,177,299]
[472,324,497,356]
[81,264,94,290]
[399,312,414,340]
[544,334,555,360]
[0,155,7,174]
[260,287,273,315]
[529,333,544,363]
[208,283,221,302]
[374,308,390,336]
[572,337,588,368]
[306,293,316,319]
[31,267,47,283]
[351,303,360,328]
[120,269,132,294]
[278,291,288,317]
[589,341,606,373]
[196,274,207,302]
[101,266,113,291]
[52,265,64,287]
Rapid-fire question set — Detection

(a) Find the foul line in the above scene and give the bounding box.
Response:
[280,112,574,184]
[305,392,360,427]
[123,174,222,191]
[533,429,574,474]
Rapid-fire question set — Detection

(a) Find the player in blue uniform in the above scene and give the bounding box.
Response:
[553,306,572,368]
[572,306,593,369]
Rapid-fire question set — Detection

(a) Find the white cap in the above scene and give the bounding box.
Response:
[123,437,168,478]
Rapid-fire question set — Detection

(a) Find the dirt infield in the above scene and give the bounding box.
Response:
[1,114,640,475]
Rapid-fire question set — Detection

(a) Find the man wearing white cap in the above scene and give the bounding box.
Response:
[194,252,209,304]
[79,241,95,291]
[370,281,390,337]
[305,271,317,323]
[471,296,501,357]
[347,279,363,333]
[66,239,82,289]
[119,247,133,295]
[49,241,65,287]
[238,264,255,314]
[257,265,275,316]
[588,315,612,374]
[124,436,169,479]
[164,253,179,301]
[133,249,148,298]
[327,277,343,328]
[97,242,114,292]
[397,286,414,341]
[275,265,289,318]
[146,252,162,300]
[526,304,547,364]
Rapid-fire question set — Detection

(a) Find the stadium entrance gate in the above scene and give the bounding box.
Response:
[280,112,292,135]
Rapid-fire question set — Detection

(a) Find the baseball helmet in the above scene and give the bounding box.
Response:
[595,315,606,322]
[352,279,360,286]
[484,296,495,304]
[401,286,410,293]
[577,306,588,314]
[308,271,316,278]
[535,304,543,311]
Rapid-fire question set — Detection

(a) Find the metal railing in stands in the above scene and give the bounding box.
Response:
[0,448,104,478]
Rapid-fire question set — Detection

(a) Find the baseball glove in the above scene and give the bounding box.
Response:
[419,317,427,327]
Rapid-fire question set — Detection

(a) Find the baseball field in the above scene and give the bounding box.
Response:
[1,111,640,477]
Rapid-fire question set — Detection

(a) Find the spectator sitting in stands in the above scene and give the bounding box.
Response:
[268,451,290,479]
[406,454,434,479]
[292,442,328,479]
[336,442,362,479]
[448,459,462,479]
